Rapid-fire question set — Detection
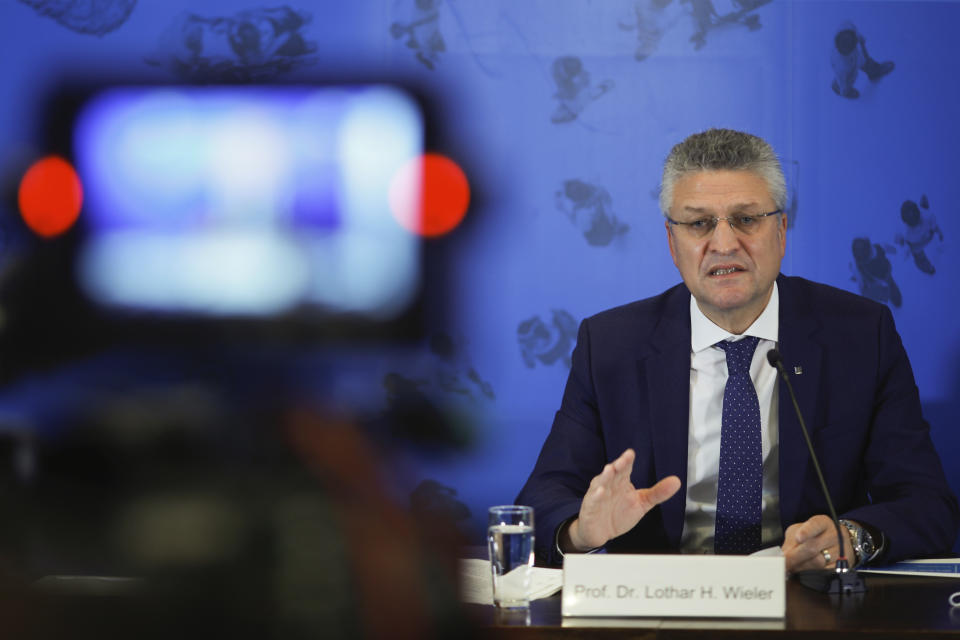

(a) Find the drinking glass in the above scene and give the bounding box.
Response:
[487,505,534,608]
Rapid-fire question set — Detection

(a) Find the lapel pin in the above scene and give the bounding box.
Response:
[794,366,803,375]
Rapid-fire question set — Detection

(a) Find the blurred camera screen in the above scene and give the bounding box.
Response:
[72,85,423,319]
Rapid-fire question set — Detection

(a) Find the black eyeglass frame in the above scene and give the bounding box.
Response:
[665,209,783,236]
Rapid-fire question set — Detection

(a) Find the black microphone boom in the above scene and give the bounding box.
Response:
[766,349,866,595]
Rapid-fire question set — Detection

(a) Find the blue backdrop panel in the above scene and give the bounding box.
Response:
[0,0,957,547]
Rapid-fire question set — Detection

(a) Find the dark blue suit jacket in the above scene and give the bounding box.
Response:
[517,275,959,567]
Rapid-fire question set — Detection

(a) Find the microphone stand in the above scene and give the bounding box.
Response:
[767,349,866,595]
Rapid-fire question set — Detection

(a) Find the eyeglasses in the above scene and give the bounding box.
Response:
[665,210,782,239]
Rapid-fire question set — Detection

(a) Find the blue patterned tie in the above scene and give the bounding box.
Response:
[714,336,762,554]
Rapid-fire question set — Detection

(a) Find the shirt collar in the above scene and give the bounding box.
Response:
[690,282,779,353]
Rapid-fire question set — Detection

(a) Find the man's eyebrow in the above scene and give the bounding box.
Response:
[681,202,765,215]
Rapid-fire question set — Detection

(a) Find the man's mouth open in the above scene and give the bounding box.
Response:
[709,266,743,276]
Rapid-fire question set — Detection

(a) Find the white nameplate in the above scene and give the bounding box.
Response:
[562,554,784,619]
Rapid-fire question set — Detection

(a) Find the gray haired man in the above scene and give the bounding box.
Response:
[517,128,958,571]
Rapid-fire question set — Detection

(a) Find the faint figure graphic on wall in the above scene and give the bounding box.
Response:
[379,330,493,416]
[429,332,494,401]
[18,0,136,36]
[550,57,614,124]
[410,479,472,542]
[895,195,943,275]
[410,480,470,524]
[618,0,678,62]
[681,0,771,51]
[555,179,629,247]
[146,6,317,81]
[390,0,446,70]
[830,21,895,99]
[380,372,472,448]
[850,236,902,308]
[517,310,578,369]
[684,0,717,50]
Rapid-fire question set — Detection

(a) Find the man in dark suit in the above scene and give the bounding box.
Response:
[516,128,958,572]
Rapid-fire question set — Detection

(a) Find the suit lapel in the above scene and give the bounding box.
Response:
[645,286,692,548]
[776,276,823,529]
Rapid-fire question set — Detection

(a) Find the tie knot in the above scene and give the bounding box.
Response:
[717,336,759,375]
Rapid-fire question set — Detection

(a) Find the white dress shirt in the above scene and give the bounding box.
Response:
[681,283,782,553]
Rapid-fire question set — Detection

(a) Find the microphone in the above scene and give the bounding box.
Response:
[766,349,866,595]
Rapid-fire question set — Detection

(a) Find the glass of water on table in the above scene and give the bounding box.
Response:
[488,505,534,608]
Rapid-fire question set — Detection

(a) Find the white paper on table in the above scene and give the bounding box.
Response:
[458,558,563,605]
[859,558,960,578]
[461,548,782,605]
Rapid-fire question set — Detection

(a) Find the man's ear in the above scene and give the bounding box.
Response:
[666,220,679,267]
[777,213,787,253]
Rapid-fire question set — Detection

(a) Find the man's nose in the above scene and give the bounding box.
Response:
[708,218,740,252]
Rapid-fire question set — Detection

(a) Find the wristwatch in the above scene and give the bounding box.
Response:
[839,519,877,567]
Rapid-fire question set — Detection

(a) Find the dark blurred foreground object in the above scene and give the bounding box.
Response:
[0,397,472,639]
[0,82,433,386]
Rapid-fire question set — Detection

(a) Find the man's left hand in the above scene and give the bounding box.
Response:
[781,515,855,574]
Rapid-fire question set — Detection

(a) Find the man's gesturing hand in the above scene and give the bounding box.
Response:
[563,448,682,553]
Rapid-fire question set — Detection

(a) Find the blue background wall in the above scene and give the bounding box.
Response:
[0,0,958,547]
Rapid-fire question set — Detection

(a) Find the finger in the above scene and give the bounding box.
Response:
[611,449,636,485]
[811,521,852,564]
[586,470,610,501]
[788,552,824,573]
[791,515,832,545]
[809,539,839,569]
[579,482,606,519]
[784,542,828,573]
[815,527,843,555]
[590,461,616,489]
[780,523,801,554]
[612,448,636,471]
[792,518,826,544]
[783,518,827,572]
[650,475,682,503]
[635,475,682,512]
[785,516,845,572]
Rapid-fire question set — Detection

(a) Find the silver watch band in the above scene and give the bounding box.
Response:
[839,518,881,567]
